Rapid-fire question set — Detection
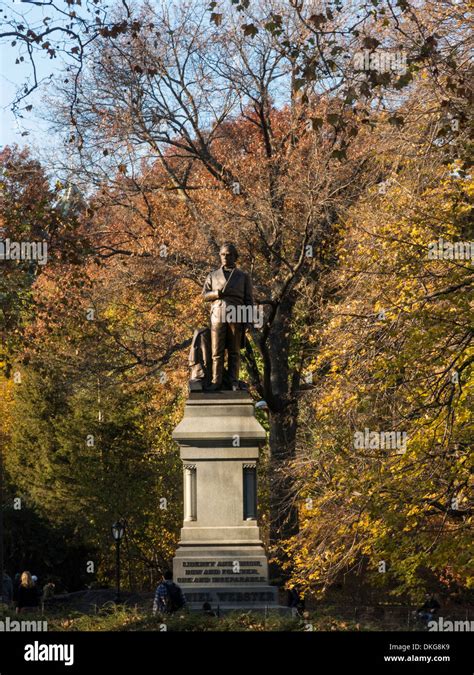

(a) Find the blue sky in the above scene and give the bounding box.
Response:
[0,41,50,150]
[0,0,72,153]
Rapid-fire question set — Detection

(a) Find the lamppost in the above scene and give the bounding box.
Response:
[111,521,125,603]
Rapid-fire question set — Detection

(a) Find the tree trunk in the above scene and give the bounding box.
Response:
[268,408,299,545]
[263,294,300,555]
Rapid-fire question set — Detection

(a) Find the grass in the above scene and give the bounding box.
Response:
[1,603,417,631]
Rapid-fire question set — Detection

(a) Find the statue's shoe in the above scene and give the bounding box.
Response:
[206,383,222,392]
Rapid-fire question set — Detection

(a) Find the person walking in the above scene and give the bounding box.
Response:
[12,573,20,603]
[16,571,40,614]
[152,570,186,615]
[287,584,305,617]
[1,571,13,606]
[41,579,56,613]
[416,593,441,627]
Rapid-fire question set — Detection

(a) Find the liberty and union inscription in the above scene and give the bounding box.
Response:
[177,560,265,584]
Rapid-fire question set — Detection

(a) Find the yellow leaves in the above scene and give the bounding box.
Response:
[0,376,15,438]
[421,492,438,501]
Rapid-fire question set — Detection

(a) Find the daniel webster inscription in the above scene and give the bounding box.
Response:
[172,242,277,609]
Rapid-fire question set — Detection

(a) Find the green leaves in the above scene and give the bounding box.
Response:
[393,71,413,90]
[309,13,327,28]
[363,37,381,50]
[308,117,324,130]
[388,115,404,127]
[210,12,223,27]
[293,78,306,92]
[242,23,258,37]
[331,147,347,161]
[326,113,343,127]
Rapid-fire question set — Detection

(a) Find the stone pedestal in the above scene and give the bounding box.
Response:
[172,392,278,610]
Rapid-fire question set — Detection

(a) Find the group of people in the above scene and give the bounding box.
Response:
[5,569,439,624]
[2,570,55,614]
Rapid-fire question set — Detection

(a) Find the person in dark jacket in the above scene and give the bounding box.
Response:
[153,570,186,615]
[41,579,56,612]
[1,572,13,606]
[416,593,441,624]
[287,585,305,616]
[12,573,20,602]
[202,602,217,617]
[16,571,40,614]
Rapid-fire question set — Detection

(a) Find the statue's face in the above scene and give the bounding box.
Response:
[220,246,237,268]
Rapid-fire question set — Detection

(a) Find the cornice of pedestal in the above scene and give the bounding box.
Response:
[172,392,267,446]
[186,391,252,403]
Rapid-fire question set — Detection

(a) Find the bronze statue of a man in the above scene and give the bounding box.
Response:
[202,242,253,391]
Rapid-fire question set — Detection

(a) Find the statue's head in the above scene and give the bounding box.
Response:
[219,242,238,268]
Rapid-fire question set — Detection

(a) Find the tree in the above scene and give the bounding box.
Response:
[4,0,471,147]
[1,148,185,590]
[41,0,394,557]
[0,145,86,374]
[2,0,471,594]
[282,115,473,599]
[5,355,184,589]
